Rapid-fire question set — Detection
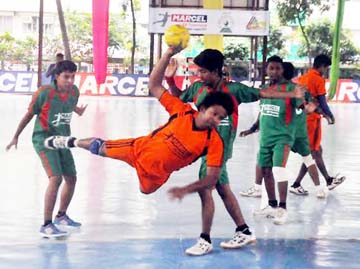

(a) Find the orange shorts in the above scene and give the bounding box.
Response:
[306,118,322,151]
[104,138,169,194]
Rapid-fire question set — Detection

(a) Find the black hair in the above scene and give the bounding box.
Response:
[54,60,77,76]
[283,62,295,80]
[194,49,224,76]
[56,53,64,58]
[313,54,331,68]
[267,55,283,64]
[199,91,234,116]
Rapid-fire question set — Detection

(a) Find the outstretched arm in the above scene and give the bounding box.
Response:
[148,46,182,100]
[260,84,305,99]
[167,166,220,201]
[6,111,33,151]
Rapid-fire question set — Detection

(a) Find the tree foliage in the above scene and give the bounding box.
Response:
[274,0,330,63]
[224,43,249,60]
[298,20,360,64]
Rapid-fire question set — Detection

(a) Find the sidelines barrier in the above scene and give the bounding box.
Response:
[0,71,359,102]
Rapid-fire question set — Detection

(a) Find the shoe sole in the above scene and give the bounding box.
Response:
[328,177,346,190]
[40,232,69,238]
[239,193,261,197]
[185,249,212,256]
[220,239,257,249]
[289,190,309,196]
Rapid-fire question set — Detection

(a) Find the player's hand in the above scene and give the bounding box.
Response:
[6,138,18,151]
[165,58,178,78]
[293,85,306,98]
[239,129,253,137]
[75,104,88,116]
[304,101,318,114]
[326,114,335,125]
[166,46,183,57]
[167,186,187,201]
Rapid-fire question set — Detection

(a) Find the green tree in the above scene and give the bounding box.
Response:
[297,20,360,64]
[267,25,286,57]
[13,37,38,71]
[0,32,15,69]
[274,0,330,65]
[224,43,249,60]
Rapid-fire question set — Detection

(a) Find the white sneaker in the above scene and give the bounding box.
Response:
[220,231,256,249]
[328,174,346,190]
[273,208,288,225]
[239,186,261,197]
[316,187,328,199]
[253,205,277,218]
[185,238,213,256]
[289,185,309,196]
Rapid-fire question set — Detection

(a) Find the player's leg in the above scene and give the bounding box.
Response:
[54,149,81,227]
[185,158,214,256]
[239,164,262,197]
[254,147,278,218]
[37,149,68,237]
[272,144,291,225]
[216,171,256,249]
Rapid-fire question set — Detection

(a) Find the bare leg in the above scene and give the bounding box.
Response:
[312,146,331,183]
[199,189,214,235]
[307,164,320,186]
[217,184,245,226]
[262,167,276,201]
[58,175,77,213]
[44,175,62,222]
[293,163,308,185]
[278,181,288,204]
[255,165,263,185]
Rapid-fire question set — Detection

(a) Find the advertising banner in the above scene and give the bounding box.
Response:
[149,7,270,36]
[0,71,359,102]
[0,71,149,96]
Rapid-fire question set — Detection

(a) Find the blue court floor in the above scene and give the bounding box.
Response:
[1,95,359,269]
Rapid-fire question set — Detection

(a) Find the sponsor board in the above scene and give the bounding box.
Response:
[0,71,359,102]
[0,71,149,96]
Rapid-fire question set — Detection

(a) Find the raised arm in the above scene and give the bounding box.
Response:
[148,47,182,100]
[164,58,183,97]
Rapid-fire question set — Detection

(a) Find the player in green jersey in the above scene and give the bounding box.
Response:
[253,56,305,225]
[240,62,327,199]
[6,60,87,238]
[164,49,304,255]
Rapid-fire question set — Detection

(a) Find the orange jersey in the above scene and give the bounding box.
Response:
[297,68,326,120]
[104,91,224,193]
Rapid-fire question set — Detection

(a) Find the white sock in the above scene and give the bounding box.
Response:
[254,183,262,190]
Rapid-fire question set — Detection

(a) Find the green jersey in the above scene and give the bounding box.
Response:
[181,80,260,160]
[28,82,79,150]
[259,81,302,147]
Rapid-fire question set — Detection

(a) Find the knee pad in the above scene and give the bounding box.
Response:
[89,138,105,155]
[302,154,315,168]
[272,167,289,183]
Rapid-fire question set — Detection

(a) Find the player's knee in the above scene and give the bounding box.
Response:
[89,138,105,155]
[302,155,315,168]
[273,167,289,182]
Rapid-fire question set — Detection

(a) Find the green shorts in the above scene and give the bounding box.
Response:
[199,157,229,186]
[291,136,311,157]
[258,143,291,168]
[35,148,76,177]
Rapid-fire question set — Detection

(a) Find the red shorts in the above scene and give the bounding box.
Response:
[306,118,322,151]
[104,138,169,194]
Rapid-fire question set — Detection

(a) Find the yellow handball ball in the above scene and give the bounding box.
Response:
[164,25,190,49]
